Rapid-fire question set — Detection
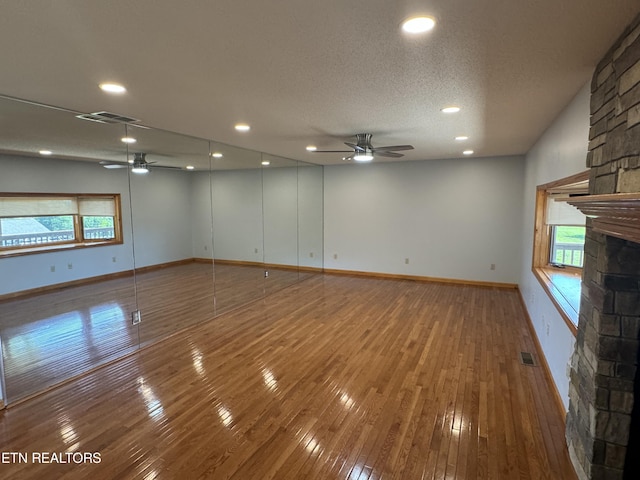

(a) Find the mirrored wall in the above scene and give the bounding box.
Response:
[0,95,323,404]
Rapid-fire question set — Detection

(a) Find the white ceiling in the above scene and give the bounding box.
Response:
[0,0,639,166]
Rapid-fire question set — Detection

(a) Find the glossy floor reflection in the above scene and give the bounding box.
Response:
[0,262,300,403]
[0,275,576,479]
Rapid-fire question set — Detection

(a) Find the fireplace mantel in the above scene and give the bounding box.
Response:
[567,193,640,244]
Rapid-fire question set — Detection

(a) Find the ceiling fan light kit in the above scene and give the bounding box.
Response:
[131,152,150,173]
[353,150,374,162]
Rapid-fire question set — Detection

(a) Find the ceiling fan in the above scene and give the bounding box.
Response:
[99,152,183,173]
[311,133,414,161]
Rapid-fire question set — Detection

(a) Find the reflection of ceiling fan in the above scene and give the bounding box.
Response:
[99,152,183,173]
[312,133,414,161]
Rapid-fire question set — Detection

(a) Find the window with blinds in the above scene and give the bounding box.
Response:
[532,171,589,332]
[0,193,122,255]
[544,188,587,268]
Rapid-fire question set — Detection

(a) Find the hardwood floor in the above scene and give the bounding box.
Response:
[0,274,576,479]
[0,262,299,403]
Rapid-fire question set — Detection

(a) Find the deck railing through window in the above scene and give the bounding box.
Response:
[0,227,114,247]
[551,242,584,267]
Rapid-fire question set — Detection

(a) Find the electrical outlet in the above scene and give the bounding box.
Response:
[405,258,409,265]
[131,310,141,325]
[333,254,338,260]
[112,256,117,263]
[309,252,314,258]
[67,263,73,270]
[490,263,496,270]
[204,245,208,251]
[50,265,55,272]
[264,270,269,278]
[255,248,259,254]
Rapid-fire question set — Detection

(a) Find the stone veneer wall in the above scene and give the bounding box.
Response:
[566,13,640,480]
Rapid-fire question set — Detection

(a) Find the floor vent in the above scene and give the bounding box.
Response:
[520,351,536,366]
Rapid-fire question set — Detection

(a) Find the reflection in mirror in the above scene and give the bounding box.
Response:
[0,96,138,403]
[298,161,324,282]
[125,126,214,346]
[0,95,324,405]
[209,142,265,315]
[262,153,300,296]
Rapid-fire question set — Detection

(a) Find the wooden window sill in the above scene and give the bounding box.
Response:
[533,266,580,335]
[0,240,122,259]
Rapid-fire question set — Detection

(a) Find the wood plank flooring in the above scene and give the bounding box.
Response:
[0,262,299,402]
[0,274,577,479]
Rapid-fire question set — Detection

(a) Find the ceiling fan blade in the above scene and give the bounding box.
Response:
[313,149,353,153]
[374,151,404,158]
[344,142,366,152]
[100,160,129,169]
[154,165,184,170]
[372,144,414,152]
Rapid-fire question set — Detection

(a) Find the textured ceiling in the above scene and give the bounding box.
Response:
[0,0,639,166]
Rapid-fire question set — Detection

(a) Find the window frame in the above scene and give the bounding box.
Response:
[0,193,123,257]
[532,171,589,335]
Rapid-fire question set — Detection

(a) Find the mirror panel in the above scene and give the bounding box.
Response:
[210,142,265,315]
[297,161,324,282]
[0,97,138,403]
[126,127,214,345]
[262,154,300,296]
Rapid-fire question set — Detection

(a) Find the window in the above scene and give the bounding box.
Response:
[0,194,122,256]
[532,171,589,333]
[550,225,585,267]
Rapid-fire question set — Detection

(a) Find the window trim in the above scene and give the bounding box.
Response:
[532,171,589,335]
[0,193,123,258]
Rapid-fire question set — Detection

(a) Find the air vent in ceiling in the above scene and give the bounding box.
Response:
[75,111,140,124]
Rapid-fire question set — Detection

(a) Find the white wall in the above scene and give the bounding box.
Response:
[323,155,525,284]
[128,167,193,268]
[518,82,591,410]
[190,171,214,259]
[263,167,299,266]
[211,169,264,263]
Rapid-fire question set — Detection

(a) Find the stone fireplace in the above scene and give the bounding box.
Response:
[565,13,640,480]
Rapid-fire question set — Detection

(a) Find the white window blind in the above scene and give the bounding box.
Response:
[546,196,586,226]
[0,197,78,217]
[78,197,116,216]
[1,196,117,218]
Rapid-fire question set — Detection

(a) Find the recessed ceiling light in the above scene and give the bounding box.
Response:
[99,83,126,94]
[306,145,317,152]
[212,152,223,158]
[186,165,195,170]
[463,150,474,155]
[235,123,251,132]
[401,16,436,34]
[261,160,270,166]
[39,150,52,155]
[455,136,469,141]
[441,106,461,113]
[121,137,137,144]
